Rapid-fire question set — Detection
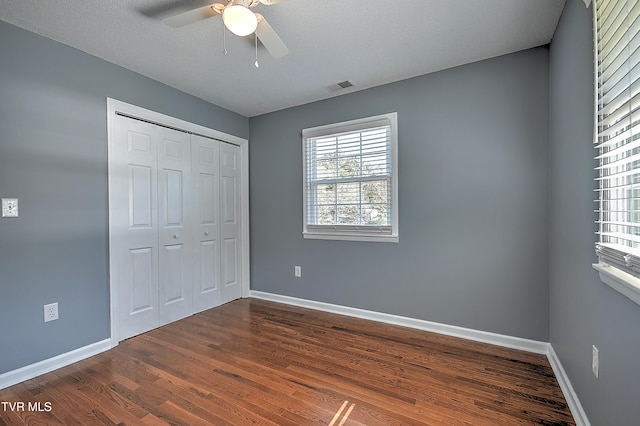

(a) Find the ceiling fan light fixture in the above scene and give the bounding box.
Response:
[223,2,258,37]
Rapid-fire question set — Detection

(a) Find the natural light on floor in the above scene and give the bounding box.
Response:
[329,400,356,426]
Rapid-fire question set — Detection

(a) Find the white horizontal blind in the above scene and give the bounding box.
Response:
[303,117,393,235]
[595,0,640,275]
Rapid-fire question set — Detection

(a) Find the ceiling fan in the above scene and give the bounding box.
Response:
[163,0,289,58]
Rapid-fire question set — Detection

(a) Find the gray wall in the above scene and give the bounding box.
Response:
[0,21,249,374]
[249,48,550,341]
[549,0,640,424]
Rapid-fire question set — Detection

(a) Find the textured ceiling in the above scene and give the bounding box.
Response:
[0,0,566,117]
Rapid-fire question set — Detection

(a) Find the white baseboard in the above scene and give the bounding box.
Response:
[0,339,111,390]
[250,291,550,354]
[547,345,591,426]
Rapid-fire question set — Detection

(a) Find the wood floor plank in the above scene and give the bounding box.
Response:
[0,298,575,425]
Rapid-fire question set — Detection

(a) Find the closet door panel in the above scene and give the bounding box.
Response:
[112,116,159,341]
[191,135,221,312]
[220,143,242,303]
[158,129,193,325]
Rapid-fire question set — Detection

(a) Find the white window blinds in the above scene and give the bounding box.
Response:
[302,113,398,242]
[595,0,640,275]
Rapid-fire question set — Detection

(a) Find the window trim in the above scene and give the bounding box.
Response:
[302,112,399,243]
[592,0,640,306]
[593,263,640,305]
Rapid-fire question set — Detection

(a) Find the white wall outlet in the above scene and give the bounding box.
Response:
[592,345,599,379]
[44,302,59,323]
[294,266,302,278]
[1,198,18,218]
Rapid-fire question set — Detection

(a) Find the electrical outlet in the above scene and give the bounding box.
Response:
[294,266,302,277]
[44,302,58,323]
[1,198,18,218]
[592,345,599,379]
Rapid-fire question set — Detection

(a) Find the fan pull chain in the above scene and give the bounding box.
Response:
[254,33,259,68]
[223,24,228,55]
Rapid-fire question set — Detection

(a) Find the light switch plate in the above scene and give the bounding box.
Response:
[2,198,18,218]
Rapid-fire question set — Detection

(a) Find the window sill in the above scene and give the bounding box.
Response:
[303,232,399,243]
[592,263,640,306]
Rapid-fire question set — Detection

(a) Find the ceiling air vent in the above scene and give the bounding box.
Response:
[326,80,355,93]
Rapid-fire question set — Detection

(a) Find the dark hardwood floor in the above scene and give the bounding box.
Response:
[0,298,574,425]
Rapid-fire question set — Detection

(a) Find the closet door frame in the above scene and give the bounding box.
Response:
[106,98,250,347]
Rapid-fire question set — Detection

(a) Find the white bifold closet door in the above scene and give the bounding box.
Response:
[192,135,242,309]
[157,122,193,326]
[191,134,221,313]
[111,116,241,342]
[220,141,242,304]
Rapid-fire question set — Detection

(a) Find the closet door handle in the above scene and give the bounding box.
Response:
[172,233,178,239]
[204,231,210,236]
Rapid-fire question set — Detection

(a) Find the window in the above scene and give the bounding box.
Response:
[302,113,398,242]
[593,0,640,305]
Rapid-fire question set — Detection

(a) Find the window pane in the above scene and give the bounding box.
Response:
[337,157,361,178]
[316,154,337,180]
[315,183,335,205]
[337,205,360,225]
[337,182,360,204]
[361,180,388,204]
[315,205,336,225]
[362,152,388,176]
[361,204,389,226]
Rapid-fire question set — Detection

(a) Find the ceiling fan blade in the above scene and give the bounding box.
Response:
[163,3,224,28]
[259,0,290,4]
[255,14,289,58]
